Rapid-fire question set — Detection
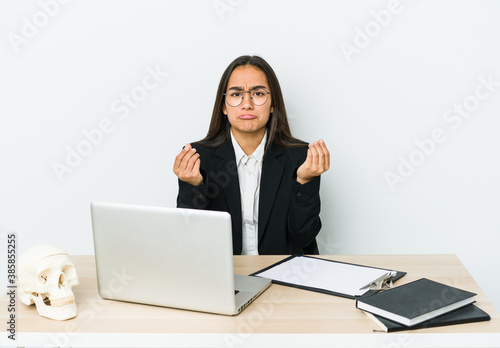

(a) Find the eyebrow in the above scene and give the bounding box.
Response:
[227,85,268,91]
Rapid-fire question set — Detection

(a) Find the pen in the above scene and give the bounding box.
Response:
[359,272,394,290]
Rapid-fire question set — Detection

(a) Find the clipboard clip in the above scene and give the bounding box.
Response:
[359,272,395,291]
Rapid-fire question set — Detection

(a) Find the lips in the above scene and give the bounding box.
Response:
[238,114,257,120]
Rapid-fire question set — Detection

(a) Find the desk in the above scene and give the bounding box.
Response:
[1,255,499,347]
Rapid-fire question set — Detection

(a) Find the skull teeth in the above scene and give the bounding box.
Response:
[49,296,75,308]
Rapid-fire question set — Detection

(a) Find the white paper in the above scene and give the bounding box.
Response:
[256,256,397,297]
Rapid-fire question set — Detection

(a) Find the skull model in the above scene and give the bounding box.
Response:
[17,244,79,320]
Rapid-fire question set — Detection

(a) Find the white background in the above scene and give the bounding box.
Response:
[1,0,499,312]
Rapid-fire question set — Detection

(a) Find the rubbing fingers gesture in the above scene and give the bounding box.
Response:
[173,144,203,186]
[296,139,330,185]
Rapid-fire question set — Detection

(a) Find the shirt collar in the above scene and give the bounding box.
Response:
[230,129,267,166]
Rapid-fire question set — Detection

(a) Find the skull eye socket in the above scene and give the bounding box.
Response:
[37,269,51,285]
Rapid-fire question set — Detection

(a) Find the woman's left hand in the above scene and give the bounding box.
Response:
[296,139,330,185]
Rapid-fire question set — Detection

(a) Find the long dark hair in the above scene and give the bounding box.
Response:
[198,55,303,149]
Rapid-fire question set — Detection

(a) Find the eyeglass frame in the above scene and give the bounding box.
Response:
[223,88,271,107]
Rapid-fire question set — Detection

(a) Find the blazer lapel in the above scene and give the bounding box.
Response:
[258,144,285,243]
[214,141,243,253]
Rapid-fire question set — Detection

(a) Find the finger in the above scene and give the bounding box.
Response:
[308,142,320,169]
[313,142,325,170]
[318,140,330,170]
[173,144,192,173]
[186,150,201,174]
[313,140,329,171]
[314,140,329,166]
[316,139,326,152]
[179,148,197,173]
[311,142,326,171]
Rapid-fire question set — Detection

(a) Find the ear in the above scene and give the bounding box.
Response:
[223,104,227,115]
[271,106,273,114]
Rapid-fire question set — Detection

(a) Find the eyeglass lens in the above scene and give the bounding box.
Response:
[225,89,269,107]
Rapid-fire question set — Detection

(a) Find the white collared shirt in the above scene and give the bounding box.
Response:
[230,129,267,255]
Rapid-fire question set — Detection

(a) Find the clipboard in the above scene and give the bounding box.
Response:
[250,255,406,299]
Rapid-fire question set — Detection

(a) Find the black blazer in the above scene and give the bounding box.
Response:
[176,139,322,255]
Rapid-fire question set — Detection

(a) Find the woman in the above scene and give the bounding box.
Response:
[173,55,330,255]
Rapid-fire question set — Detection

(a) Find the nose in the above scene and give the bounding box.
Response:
[241,91,254,109]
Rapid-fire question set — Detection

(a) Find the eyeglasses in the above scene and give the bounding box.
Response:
[223,88,271,107]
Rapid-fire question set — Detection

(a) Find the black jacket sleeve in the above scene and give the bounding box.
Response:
[176,179,209,209]
[288,174,322,254]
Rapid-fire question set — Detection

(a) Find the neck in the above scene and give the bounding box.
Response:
[231,128,266,155]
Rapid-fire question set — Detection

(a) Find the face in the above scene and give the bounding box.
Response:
[223,65,273,139]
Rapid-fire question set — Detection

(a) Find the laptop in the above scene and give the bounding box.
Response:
[90,201,271,315]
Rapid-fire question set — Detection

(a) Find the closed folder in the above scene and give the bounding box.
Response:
[356,278,477,326]
[363,304,490,332]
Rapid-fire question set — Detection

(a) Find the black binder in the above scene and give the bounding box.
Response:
[363,304,490,332]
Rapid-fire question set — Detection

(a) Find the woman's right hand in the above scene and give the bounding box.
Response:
[173,144,203,186]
